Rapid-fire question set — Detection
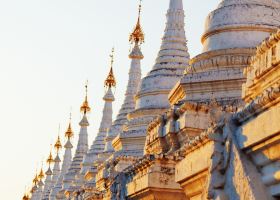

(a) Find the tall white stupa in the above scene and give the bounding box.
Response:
[77,53,117,195]
[101,8,144,159]
[50,119,74,200]
[41,151,54,200]
[113,0,190,157]
[61,84,91,198]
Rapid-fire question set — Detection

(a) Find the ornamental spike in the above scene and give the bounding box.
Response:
[104,48,117,89]
[129,0,144,44]
[80,81,91,114]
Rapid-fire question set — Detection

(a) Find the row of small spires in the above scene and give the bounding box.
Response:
[22,0,144,198]
[24,119,74,200]
[105,0,144,88]
[23,82,90,199]
[21,52,116,199]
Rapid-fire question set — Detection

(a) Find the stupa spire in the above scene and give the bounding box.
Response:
[65,112,74,139]
[54,132,62,152]
[169,0,183,9]
[134,0,189,112]
[32,173,39,186]
[48,132,62,197]
[115,0,189,156]
[41,147,54,200]
[42,148,54,200]
[30,172,39,200]
[34,164,45,200]
[37,165,45,198]
[38,167,44,180]
[129,1,144,60]
[50,114,74,200]
[102,1,144,158]
[78,52,116,192]
[62,85,90,198]
[129,0,144,45]
[46,150,54,166]
[104,48,117,89]
[80,81,91,115]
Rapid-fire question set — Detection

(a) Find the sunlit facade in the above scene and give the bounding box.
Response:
[23,0,280,199]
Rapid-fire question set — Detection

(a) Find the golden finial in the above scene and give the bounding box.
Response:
[22,193,30,200]
[46,148,54,166]
[22,186,30,200]
[65,112,74,139]
[110,48,114,69]
[54,137,62,153]
[54,124,62,152]
[38,167,44,181]
[129,0,144,44]
[32,173,38,185]
[80,80,91,114]
[104,48,117,88]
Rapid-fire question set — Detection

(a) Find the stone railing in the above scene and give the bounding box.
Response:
[145,101,212,155]
[243,29,280,102]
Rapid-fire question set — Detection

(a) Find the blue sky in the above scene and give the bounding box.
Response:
[0,0,220,199]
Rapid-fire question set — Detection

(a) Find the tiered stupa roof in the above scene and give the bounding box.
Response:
[119,0,190,156]
[79,53,116,191]
[30,173,39,200]
[50,118,74,200]
[92,3,146,190]
[102,14,144,155]
[35,167,44,200]
[134,0,189,109]
[41,149,54,200]
[62,84,90,196]
[46,135,61,198]
[42,150,55,200]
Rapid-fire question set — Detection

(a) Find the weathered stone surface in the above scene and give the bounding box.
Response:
[203,0,280,52]
[237,104,280,149]
[28,1,280,200]
[176,140,213,199]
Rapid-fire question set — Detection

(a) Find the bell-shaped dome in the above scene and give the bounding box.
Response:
[218,0,280,8]
[202,0,280,52]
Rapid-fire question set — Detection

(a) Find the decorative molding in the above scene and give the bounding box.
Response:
[201,25,275,43]
[190,48,254,71]
[235,82,280,123]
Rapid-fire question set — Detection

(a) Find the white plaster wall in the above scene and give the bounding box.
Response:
[218,0,280,8]
[136,74,182,109]
[206,4,280,31]
[136,93,170,109]
[203,31,270,52]
[203,1,280,52]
